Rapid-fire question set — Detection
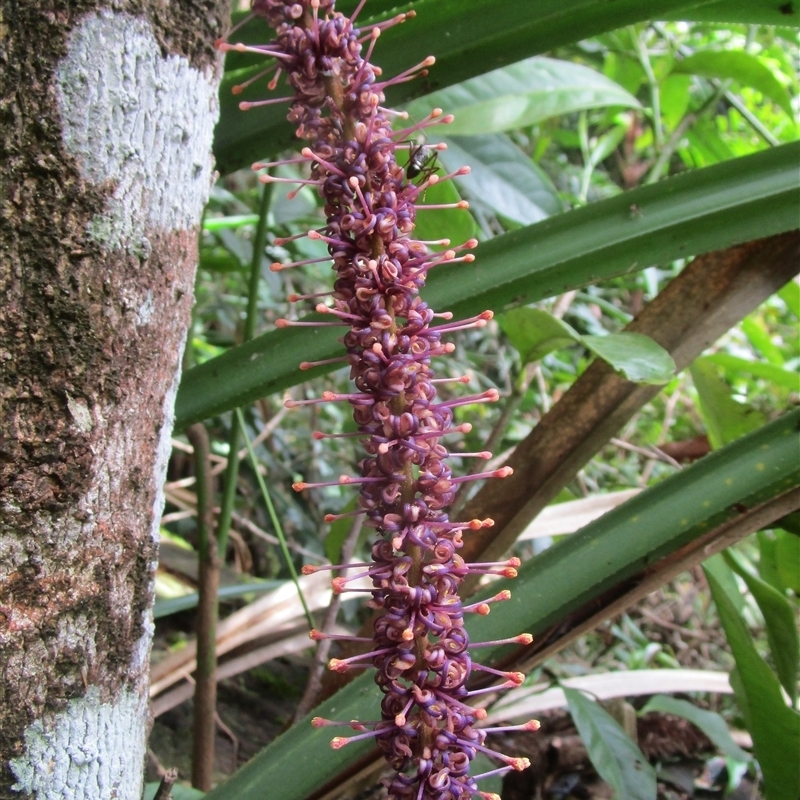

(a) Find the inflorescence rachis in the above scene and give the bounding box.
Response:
[217,2,538,797]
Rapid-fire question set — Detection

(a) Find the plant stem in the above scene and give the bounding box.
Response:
[187,423,219,792]
[153,769,178,800]
[652,22,779,147]
[631,25,664,151]
[236,407,314,630]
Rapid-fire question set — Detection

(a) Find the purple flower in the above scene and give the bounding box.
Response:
[219,2,539,796]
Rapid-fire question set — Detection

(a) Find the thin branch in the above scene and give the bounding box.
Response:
[237,408,315,629]
[186,423,219,793]
[217,181,274,558]
[152,768,178,800]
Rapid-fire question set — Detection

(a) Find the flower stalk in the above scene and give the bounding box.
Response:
[218,2,537,796]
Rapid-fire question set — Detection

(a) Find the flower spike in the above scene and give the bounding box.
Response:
[233,1,537,796]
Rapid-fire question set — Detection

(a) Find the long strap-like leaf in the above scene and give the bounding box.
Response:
[175,142,800,429]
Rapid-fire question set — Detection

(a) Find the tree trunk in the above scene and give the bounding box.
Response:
[0,2,228,797]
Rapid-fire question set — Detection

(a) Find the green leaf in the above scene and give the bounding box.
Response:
[724,549,799,706]
[203,411,800,800]
[498,307,579,364]
[406,57,640,136]
[216,0,794,174]
[704,353,800,392]
[757,530,787,593]
[175,143,800,429]
[640,695,751,763]
[660,74,692,130]
[215,0,695,173]
[604,52,646,97]
[673,50,795,119]
[413,176,477,247]
[690,358,767,449]
[704,556,800,800]
[776,511,800,536]
[441,134,565,225]
[778,279,800,318]
[741,315,785,366]
[666,0,800,26]
[581,332,676,384]
[775,529,800,593]
[563,687,657,800]
[144,783,205,800]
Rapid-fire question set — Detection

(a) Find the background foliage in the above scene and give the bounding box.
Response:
[148,2,799,798]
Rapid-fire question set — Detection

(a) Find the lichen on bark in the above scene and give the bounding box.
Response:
[0,2,228,796]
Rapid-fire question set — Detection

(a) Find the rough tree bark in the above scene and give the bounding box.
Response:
[0,2,228,797]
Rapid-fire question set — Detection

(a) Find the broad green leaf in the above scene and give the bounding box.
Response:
[412,175,476,247]
[604,52,646,97]
[582,332,675,384]
[741,315,785,366]
[564,687,656,800]
[175,143,800,429]
[775,529,800,593]
[705,353,800,392]
[203,411,800,800]
[674,50,795,119]
[690,358,767,449]
[757,529,786,593]
[498,308,579,364]
[724,549,799,706]
[778,279,800,318]
[660,74,692,130]
[640,695,751,762]
[440,134,564,225]
[216,0,794,173]
[704,556,800,800]
[406,57,640,136]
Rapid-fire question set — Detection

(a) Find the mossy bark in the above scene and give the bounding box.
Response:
[0,2,228,796]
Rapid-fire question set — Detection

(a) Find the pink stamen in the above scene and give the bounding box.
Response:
[215,13,254,48]
[299,355,350,370]
[274,319,348,329]
[434,388,501,411]
[260,174,322,188]
[287,289,335,302]
[315,303,366,322]
[392,107,453,141]
[252,155,309,170]
[449,467,514,485]
[301,147,346,177]
[284,390,373,408]
[239,96,292,111]
[415,200,470,211]
[232,65,275,95]
[270,254,331,271]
